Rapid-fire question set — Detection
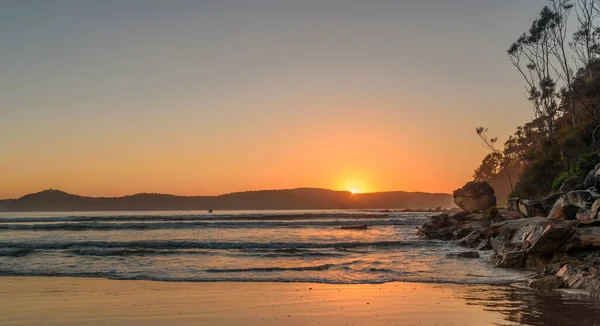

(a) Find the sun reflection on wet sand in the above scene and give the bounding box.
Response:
[2,277,600,326]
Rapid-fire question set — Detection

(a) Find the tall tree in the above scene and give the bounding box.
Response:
[473,152,503,182]
[571,0,600,118]
[547,0,577,127]
[508,8,559,137]
[571,0,600,79]
[476,127,515,193]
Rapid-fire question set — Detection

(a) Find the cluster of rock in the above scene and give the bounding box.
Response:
[419,178,600,301]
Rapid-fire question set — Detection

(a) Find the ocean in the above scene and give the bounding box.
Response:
[0,210,530,284]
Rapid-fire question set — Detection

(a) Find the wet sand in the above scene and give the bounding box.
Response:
[1,277,599,326]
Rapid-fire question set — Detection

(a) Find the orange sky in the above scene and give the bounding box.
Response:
[1,94,526,198]
[0,1,544,199]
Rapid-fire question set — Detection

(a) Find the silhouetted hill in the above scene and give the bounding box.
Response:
[1,188,455,211]
[0,199,14,210]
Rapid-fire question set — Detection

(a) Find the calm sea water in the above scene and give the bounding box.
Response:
[0,210,530,284]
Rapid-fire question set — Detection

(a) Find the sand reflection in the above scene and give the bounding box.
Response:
[1,277,599,326]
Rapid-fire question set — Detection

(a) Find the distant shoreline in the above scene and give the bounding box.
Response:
[0,208,456,213]
[0,188,455,212]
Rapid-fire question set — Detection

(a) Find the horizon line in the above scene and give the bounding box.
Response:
[2,187,453,201]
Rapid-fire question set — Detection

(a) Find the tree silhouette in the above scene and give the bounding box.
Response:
[476,127,515,193]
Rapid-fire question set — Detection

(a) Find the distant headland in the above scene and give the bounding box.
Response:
[0,188,455,212]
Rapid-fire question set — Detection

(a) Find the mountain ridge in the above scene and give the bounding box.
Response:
[0,188,455,211]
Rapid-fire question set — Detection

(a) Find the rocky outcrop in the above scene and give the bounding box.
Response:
[556,263,600,298]
[419,205,600,300]
[591,200,600,220]
[417,213,459,240]
[560,176,585,193]
[507,194,561,217]
[548,190,600,220]
[548,197,580,220]
[578,227,600,248]
[418,212,488,241]
[584,163,600,190]
[422,162,600,301]
[453,181,496,213]
[529,275,564,289]
[459,230,482,247]
[475,239,490,251]
[542,193,563,213]
[518,199,546,217]
[489,218,576,269]
[491,250,528,267]
[508,198,520,212]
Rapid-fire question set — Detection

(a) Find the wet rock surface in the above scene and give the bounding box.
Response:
[528,275,564,289]
[419,210,600,301]
[420,162,600,302]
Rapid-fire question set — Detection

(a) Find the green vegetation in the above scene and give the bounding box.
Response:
[552,151,600,191]
[487,206,500,219]
[473,0,600,201]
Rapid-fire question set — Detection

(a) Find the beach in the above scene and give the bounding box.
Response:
[2,277,600,326]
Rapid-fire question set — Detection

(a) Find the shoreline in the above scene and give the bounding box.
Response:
[418,207,600,301]
[2,276,600,325]
[0,272,533,286]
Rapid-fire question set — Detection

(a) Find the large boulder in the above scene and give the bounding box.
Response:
[566,190,600,207]
[518,199,546,217]
[453,181,496,213]
[459,230,482,247]
[418,214,458,240]
[583,163,600,190]
[419,212,488,241]
[499,208,523,221]
[486,217,548,239]
[508,194,560,217]
[556,263,600,299]
[542,193,563,213]
[507,198,520,211]
[490,250,526,268]
[578,227,600,248]
[475,239,492,251]
[488,218,577,269]
[548,196,580,220]
[548,190,600,220]
[590,199,600,220]
[513,220,576,254]
[529,275,564,289]
[560,176,585,193]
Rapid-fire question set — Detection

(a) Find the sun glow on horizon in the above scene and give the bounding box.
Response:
[338,175,371,195]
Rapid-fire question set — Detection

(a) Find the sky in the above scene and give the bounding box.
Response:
[0,0,549,198]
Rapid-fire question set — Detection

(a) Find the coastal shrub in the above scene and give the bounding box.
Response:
[487,206,499,219]
[552,172,571,192]
[512,143,564,199]
[551,151,600,191]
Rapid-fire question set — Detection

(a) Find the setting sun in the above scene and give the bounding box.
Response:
[351,189,359,194]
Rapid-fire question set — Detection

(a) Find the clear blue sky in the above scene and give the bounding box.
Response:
[0,0,548,198]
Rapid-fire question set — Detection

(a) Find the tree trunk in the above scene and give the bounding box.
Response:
[570,97,576,128]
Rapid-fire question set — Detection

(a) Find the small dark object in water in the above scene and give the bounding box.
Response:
[341,224,368,230]
[446,251,480,259]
